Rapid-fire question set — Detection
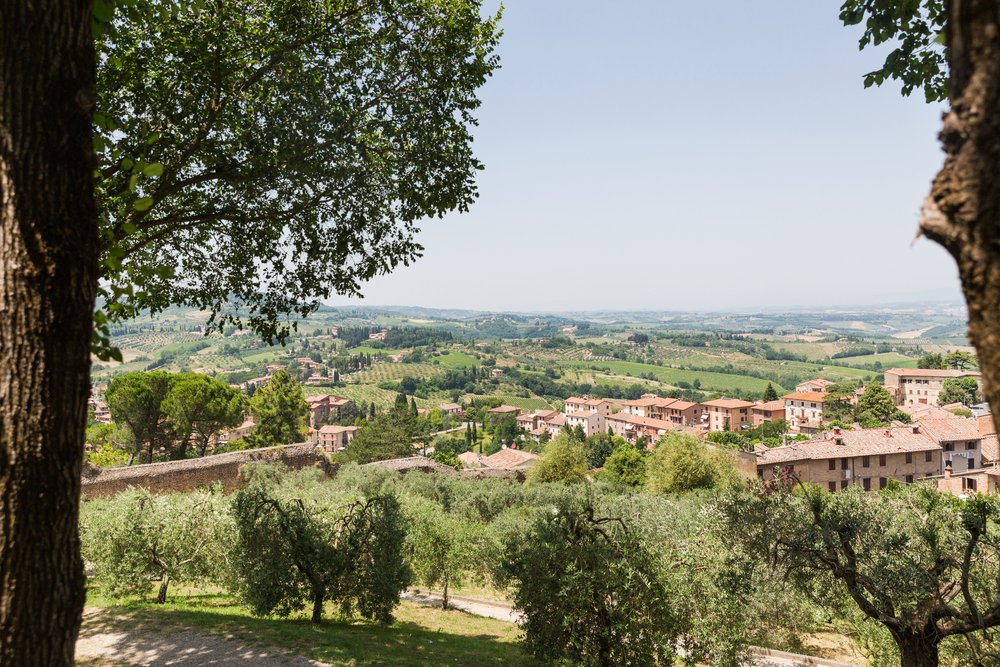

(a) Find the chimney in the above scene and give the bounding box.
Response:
[832,427,841,436]
[911,425,919,434]
[834,436,844,446]
[944,460,953,479]
[884,430,892,438]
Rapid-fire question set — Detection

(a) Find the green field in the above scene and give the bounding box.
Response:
[346,362,444,384]
[558,359,782,393]
[837,352,919,368]
[434,351,480,369]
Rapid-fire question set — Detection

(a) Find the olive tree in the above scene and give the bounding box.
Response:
[228,480,409,624]
[724,481,1000,667]
[403,496,481,609]
[80,487,229,603]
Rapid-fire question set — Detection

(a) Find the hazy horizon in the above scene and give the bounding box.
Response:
[331,1,959,313]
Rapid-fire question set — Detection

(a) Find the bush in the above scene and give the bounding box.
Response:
[646,433,739,495]
[526,435,588,485]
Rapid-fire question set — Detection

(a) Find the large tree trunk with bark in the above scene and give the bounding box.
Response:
[895,631,940,667]
[0,1,97,664]
[920,0,1000,434]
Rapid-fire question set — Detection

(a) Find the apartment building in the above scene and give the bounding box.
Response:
[917,415,983,472]
[306,394,354,428]
[564,397,611,417]
[545,413,567,438]
[620,395,702,425]
[757,425,943,491]
[782,392,827,433]
[607,412,676,444]
[701,398,755,432]
[313,424,358,453]
[751,400,786,427]
[516,409,559,436]
[565,410,606,437]
[883,368,983,408]
[795,378,834,393]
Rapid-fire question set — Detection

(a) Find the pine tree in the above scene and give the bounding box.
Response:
[762,383,778,402]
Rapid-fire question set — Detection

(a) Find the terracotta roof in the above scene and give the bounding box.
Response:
[887,368,982,378]
[908,406,960,420]
[565,397,607,406]
[782,392,828,403]
[438,403,462,411]
[482,448,538,470]
[457,451,483,468]
[982,435,1000,463]
[798,378,834,388]
[608,413,676,431]
[757,426,941,466]
[754,400,786,411]
[536,410,559,419]
[566,411,601,422]
[916,417,981,443]
[318,425,357,434]
[701,399,755,409]
[546,413,566,426]
[488,405,520,414]
[363,456,456,473]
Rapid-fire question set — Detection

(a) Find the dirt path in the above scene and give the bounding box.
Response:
[76,609,328,667]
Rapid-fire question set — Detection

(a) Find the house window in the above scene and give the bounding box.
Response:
[879,477,887,489]
[841,480,849,490]
[905,475,914,484]
[828,481,836,492]
[828,459,836,471]
[967,441,977,450]
[945,443,954,452]
[970,458,977,469]
[863,478,871,491]
[966,478,978,492]
[841,458,848,470]
[905,452,913,464]
[879,454,886,466]
[862,456,870,468]
[925,450,933,462]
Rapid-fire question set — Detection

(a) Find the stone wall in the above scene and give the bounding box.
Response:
[81,443,323,500]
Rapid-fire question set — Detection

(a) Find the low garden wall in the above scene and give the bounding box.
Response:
[80,443,323,499]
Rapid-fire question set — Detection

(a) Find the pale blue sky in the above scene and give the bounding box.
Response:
[334,1,958,313]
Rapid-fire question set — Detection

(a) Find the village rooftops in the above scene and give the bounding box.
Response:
[757,426,941,466]
[916,417,981,443]
[438,403,462,412]
[782,391,829,403]
[481,448,538,470]
[317,424,357,435]
[487,405,520,415]
[887,368,982,378]
[754,400,787,411]
[701,398,755,409]
[607,413,677,430]
[565,397,607,407]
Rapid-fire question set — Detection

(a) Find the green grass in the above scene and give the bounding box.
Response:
[346,362,443,384]
[347,346,406,357]
[434,351,480,369]
[836,352,918,368]
[84,592,534,667]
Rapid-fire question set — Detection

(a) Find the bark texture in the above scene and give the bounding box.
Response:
[920,0,1000,435]
[0,1,97,664]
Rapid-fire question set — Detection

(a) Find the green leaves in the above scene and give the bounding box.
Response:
[133,197,154,211]
[839,0,948,102]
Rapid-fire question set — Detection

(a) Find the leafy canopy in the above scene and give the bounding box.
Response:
[93,0,502,351]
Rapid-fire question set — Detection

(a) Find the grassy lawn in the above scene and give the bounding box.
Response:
[557,359,782,393]
[434,351,480,369]
[85,592,535,667]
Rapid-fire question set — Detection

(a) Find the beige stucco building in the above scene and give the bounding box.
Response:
[883,368,982,408]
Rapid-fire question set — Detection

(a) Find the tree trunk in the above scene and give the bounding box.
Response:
[311,584,325,624]
[156,573,170,604]
[0,1,97,665]
[895,633,940,667]
[920,0,1000,435]
[442,572,449,610]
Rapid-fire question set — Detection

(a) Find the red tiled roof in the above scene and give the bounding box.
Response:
[482,448,538,470]
[887,368,982,378]
[701,399,755,409]
[782,392,828,403]
[917,417,981,443]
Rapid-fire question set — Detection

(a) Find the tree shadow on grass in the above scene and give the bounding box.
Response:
[81,598,537,667]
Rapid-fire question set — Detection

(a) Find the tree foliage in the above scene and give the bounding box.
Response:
[403,496,479,609]
[725,483,1000,666]
[938,377,981,406]
[645,433,740,495]
[228,476,409,624]
[247,370,309,447]
[162,372,246,457]
[81,487,229,603]
[526,434,588,485]
[839,0,947,102]
[93,0,502,344]
[105,371,175,462]
[495,493,680,666]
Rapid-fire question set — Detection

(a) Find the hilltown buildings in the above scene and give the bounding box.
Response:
[758,425,944,491]
[701,399,755,432]
[751,400,786,427]
[883,368,983,408]
[782,392,828,433]
[312,424,357,453]
[305,394,354,428]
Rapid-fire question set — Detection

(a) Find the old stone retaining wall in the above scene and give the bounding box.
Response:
[81,443,323,500]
